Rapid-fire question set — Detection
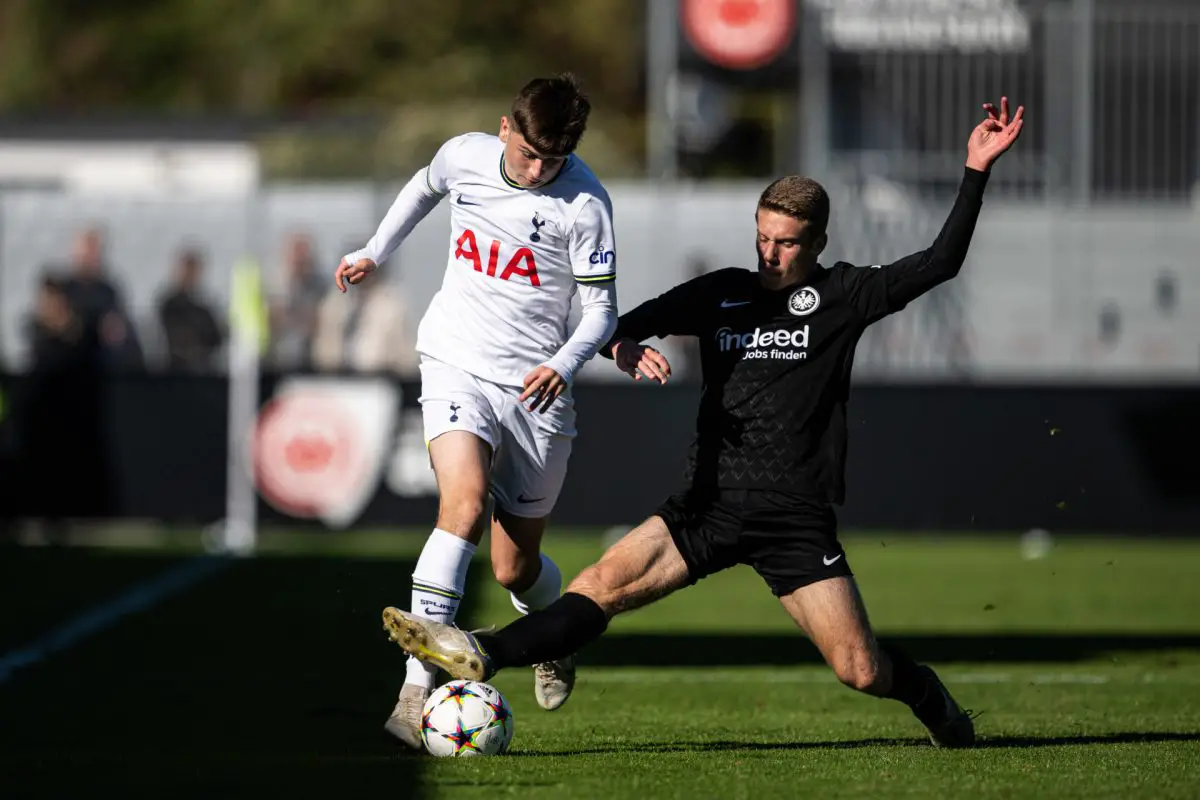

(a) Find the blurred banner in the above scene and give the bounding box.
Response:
[251,376,399,528]
[2,371,1197,534]
[678,0,800,84]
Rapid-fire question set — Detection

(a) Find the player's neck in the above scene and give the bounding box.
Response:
[501,157,521,187]
[758,262,815,292]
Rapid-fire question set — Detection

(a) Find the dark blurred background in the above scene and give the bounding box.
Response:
[0,0,1197,543]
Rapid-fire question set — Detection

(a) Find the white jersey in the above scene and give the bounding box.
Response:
[410,133,617,387]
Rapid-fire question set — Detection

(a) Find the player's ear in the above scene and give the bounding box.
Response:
[811,232,827,256]
[499,116,510,142]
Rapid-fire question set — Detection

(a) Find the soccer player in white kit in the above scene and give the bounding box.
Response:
[334,74,618,749]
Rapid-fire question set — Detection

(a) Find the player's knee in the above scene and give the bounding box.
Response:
[831,646,884,694]
[491,554,538,594]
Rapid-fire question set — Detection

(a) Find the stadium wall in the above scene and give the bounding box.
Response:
[2,373,1195,534]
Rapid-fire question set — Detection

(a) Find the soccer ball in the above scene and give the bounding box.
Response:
[420,680,514,757]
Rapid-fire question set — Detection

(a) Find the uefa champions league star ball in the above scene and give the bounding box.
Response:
[420,680,515,757]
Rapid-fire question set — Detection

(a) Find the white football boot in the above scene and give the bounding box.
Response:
[383,682,429,750]
[533,656,576,711]
[382,607,492,682]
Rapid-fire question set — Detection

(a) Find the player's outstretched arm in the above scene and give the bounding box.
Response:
[598,269,728,382]
[334,168,444,292]
[843,97,1025,321]
[965,96,1025,174]
[335,136,466,292]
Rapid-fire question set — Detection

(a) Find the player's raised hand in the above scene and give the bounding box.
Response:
[966,96,1025,173]
[612,338,671,384]
[520,365,568,414]
[335,258,378,292]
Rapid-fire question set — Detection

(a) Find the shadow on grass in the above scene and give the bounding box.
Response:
[0,551,442,799]
[509,731,1200,757]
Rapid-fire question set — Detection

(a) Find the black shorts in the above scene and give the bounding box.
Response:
[655,487,852,597]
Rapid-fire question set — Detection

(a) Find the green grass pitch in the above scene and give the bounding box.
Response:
[1,529,1198,798]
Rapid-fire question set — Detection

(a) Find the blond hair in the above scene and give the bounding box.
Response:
[757,176,830,239]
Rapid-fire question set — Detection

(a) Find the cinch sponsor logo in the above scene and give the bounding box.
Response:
[589,245,615,265]
[715,325,809,361]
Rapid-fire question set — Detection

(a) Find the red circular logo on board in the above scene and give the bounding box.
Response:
[682,0,796,71]
[253,391,364,519]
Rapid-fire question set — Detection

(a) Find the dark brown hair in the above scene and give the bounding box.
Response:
[757,176,830,240]
[510,73,591,156]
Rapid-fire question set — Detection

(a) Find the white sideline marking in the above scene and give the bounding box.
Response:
[578,670,1195,686]
[0,555,228,685]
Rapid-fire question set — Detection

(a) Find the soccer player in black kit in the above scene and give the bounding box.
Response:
[383,97,1025,748]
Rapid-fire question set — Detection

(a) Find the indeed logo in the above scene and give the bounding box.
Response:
[716,325,809,361]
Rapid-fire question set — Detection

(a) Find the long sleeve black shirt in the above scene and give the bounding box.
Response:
[605,167,990,503]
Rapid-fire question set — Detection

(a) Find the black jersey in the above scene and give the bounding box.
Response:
[604,167,990,503]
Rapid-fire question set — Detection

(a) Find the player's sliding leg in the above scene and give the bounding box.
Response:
[778,577,976,748]
[384,515,691,681]
[489,509,575,710]
[384,430,491,749]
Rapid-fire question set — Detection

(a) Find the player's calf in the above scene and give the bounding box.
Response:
[490,512,550,596]
[435,496,489,541]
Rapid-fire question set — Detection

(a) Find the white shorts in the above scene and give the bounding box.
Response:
[418,356,576,519]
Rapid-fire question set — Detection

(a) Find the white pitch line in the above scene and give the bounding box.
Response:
[0,555,228,685]
[578,670,1195,686]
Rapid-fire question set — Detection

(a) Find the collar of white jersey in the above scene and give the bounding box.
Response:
[499,152,573,191]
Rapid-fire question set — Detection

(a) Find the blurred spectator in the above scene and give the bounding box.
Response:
[6,276,114,534]
[268,232,327,371]
[29,275,86,365]
[157,247,224,373]
[311,273,419,376]
[58,226,145,372]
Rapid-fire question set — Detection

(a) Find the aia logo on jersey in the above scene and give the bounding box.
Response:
[455,229,540,286]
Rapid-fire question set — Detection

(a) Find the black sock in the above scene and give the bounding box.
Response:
[880,641,933,709]
[476,592,608,671]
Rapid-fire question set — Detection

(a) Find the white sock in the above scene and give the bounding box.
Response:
[509,553,562,615]
[405,528,476,689]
